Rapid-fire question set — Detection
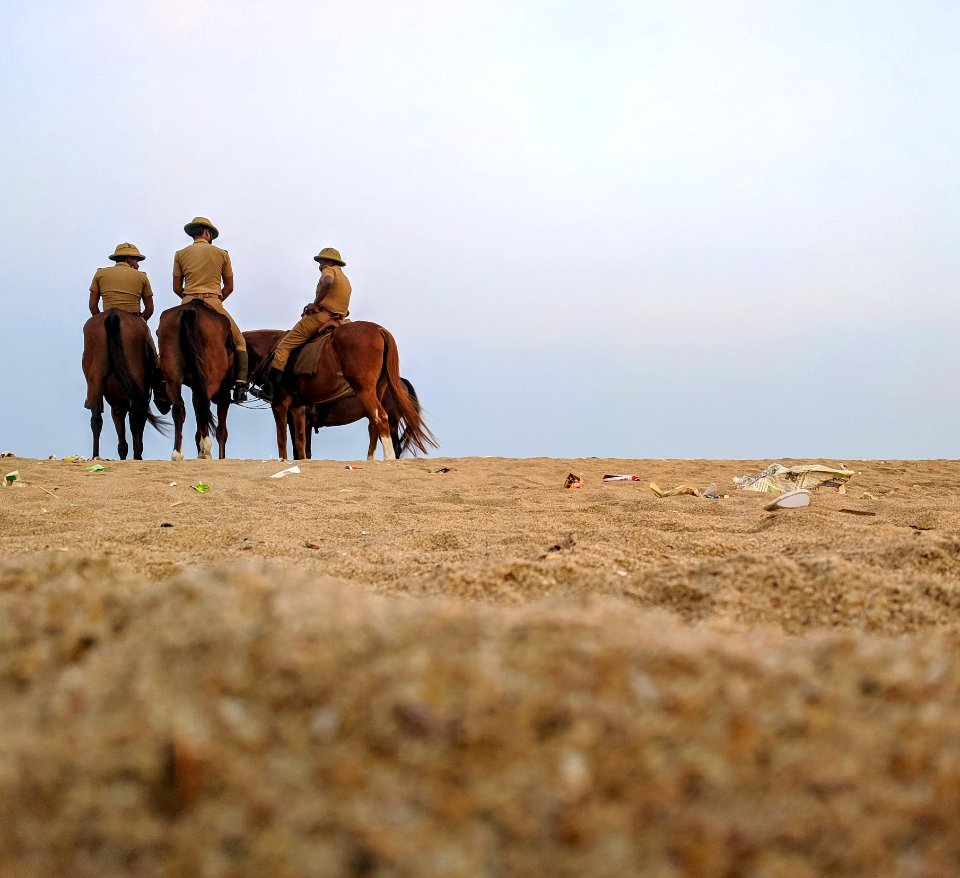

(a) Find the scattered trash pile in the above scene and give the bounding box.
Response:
[563,462,859,513]
[732,463,855,495]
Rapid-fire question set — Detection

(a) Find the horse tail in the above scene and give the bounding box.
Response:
[105,313,167,434]
[397,378,421,457]
[180,306,216,436]
[380,328,437,455]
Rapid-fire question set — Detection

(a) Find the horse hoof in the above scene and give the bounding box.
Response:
[171,450,183,462]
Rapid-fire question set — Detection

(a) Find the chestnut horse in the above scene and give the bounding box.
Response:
[82,310,168,460]
[157,300,235,460]
[245,329,422,459]
[245,323,435,460]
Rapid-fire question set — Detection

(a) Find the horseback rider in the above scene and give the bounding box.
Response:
[173,216,249,403]
[88,242,171,412]
[254,247,352,403]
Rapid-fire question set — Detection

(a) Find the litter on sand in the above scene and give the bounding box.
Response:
[764,489,811,511]
[271,465,301,479]
[3,471,20,487]
[0,451,14,458]
[85,464,106,473]
[64,455,90,463]
[649,482,701,498]
[344,465,361,471]
[734,463,855,495]
[563,473,583,490]
[602,474,642,482]
[191,483,210,493]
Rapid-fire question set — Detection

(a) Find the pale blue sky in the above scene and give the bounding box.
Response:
[1,1,958,459]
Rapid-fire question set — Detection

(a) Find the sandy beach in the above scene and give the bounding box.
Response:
[2,455,959,876]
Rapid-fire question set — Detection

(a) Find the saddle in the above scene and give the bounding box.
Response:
[287,321,354,404]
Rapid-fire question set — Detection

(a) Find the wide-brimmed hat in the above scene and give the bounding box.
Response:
[314,247,345,266]
[184,216,219,240]
[109,242,146,262]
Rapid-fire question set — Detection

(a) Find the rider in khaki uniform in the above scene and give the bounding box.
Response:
[88,242,171,412]
[255,247,351,402]
[173,216,249,403]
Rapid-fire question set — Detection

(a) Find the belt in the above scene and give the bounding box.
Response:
[185,291,222,299]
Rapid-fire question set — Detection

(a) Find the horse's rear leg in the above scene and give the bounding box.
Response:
[130,408,147,460]
[366,421,378,461]
[169,384,186,462]
[355,388,396,461]
[215,400,230,459]
[90,398,104,460]
[111,404,129,460]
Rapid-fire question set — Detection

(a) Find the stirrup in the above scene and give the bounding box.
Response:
[232,383,249,404]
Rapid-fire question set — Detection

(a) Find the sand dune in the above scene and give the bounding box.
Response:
[2,456,959,876]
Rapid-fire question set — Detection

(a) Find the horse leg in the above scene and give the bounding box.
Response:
[215,399,230,459]
[354,388,396,461]
[111,403,129,460]
[291,408,308,460]
[169,383,186,462]
[130,407,147,460]
[90,397,104,460]
[193,394,212,459]
[274,400,290,460]
[366,421,378,461]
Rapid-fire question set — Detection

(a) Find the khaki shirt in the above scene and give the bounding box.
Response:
[317,265,351,316]
[90,263,153,313]
[173,240,233,296]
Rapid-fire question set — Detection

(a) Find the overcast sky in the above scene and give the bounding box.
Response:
[2,1,959,461]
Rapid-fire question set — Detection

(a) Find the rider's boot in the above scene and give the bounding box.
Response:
[255,367,283,403]
[232,350,249,404]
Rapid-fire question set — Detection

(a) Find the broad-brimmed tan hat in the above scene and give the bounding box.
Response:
[184,216,220,240]
[314,247,345,266]
[109,243,146,262]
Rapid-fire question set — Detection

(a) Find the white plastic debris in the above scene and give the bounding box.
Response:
[270,465,301,479]
[764,489,811,511]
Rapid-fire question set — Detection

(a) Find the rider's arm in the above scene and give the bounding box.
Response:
[313,271,333,306]
[142,298,154,321]
[221,275,234,300]
[88,273,100,315]
[172,252,184,298]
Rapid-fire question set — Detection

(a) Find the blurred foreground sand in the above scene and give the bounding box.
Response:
[2,456,959,876]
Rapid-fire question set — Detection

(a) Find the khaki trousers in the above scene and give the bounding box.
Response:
[272,310,333,372]
[182,293,247,353]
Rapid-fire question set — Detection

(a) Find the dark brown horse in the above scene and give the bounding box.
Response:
[82,309,167,460]
[245,323,436,460]
[157,300,235,460]
[302,377,422,460]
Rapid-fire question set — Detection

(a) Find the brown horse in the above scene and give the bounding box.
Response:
[245,323,436,460]
[302,377,422,460]
[82,309,168,460]
[245,329,423,459]
[157,300,235,460]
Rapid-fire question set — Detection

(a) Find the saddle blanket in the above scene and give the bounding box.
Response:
[290,332,353,404]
